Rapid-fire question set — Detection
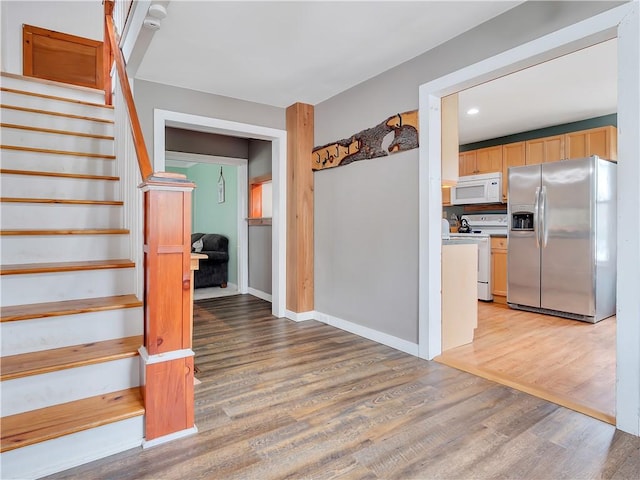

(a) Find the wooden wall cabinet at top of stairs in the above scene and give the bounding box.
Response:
[23,24,104,90]
[0,73,144,479]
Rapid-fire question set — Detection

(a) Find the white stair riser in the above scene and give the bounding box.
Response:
[1,127,113,156]
[1,307,143,356]
[1,235,129,264]
[1,268,135,306]
[1,75,107,104]
[1,174,119,201]
[0,417,143,480]
[1,203,123,230]
[1,357,141,416]
[0,91,113,121]
[0,148,117,176]
[1,107,114,136]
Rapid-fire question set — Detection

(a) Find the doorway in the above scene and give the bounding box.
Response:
[153,109,287,318]
[437,39,618,423]
[418,3,639,435]
[165,150,248,298]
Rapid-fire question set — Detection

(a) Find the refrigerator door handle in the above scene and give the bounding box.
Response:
[534,186,541,248]
[540,186,548,248]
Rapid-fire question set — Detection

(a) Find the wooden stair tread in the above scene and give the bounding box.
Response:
[0,86,113,109]
[1,144,115,159]
[1,104,114,124]
[0,259,134,275]
[0,123,114,140]
[0,169,119,181]
[1,295,142,322]
[0,387,144,453]
[1,197,123,206]
[1,228,128,236]
[0,335,143,381]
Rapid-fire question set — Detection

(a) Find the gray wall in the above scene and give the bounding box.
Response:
[249,226,272,295]
[248,139,272,178]
[248,139,273,294]
[166,128,249,158]
[313,1,620,343]
[133,79,285,159]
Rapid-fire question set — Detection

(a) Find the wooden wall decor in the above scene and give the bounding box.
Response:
[312,110,418,171]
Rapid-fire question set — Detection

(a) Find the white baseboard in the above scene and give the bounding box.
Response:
[248,287,272,302]
[285,309,316,322]
[314,311,419,357]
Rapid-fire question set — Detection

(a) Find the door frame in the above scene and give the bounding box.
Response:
[165,150,249,295]
[154,109,287,318]
[418,3,639,435]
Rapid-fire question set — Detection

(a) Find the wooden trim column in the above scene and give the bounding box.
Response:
[139,173,196,445]
[286,103,314,313]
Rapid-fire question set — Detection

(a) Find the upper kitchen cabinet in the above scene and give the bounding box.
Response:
[459,146,502,176]
[459,150,477,176]
[442,186,452,206]
[565,125,617,161]
[475,146,503,174]
[525,135,564,165]
[502,141,526,202]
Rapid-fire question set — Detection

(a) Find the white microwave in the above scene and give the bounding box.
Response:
[451,172,502,205]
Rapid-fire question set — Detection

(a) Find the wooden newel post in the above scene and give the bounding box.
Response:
[139,173,197,445]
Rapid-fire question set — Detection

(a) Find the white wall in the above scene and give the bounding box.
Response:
[1,0,103,74]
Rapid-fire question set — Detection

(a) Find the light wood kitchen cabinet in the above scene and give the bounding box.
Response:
[526,135,565,165]
[459,150,477,176]
[491,236,508,303]
[565,125,617,161]
[459,146,502,176]
[475,145,503,174]
[442,186,451,206]
[502,141,526,202]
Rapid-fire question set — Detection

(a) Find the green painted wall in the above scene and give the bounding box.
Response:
[167,164,238,285]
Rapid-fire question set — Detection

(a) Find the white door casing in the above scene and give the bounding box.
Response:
[418,3,639,435]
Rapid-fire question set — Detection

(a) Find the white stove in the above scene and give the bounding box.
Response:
[445,214,508,301]
[455,214,508,236]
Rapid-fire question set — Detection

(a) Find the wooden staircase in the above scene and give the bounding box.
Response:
[0,73,145,479]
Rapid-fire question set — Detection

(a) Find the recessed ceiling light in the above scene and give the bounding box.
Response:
[467,108,480,116]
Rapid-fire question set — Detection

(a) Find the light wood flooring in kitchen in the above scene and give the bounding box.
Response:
[44,295,638,480]
[437,301,616,424]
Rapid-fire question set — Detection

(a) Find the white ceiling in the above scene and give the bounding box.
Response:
[137,1,616,146]
[457,38,617,144]
[136,1,521,107]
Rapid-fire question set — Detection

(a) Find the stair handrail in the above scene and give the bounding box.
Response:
[103,0,153,180]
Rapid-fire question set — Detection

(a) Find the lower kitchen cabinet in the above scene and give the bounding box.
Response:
[491,236,508,303]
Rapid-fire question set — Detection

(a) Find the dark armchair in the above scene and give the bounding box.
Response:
[191,233,229,288]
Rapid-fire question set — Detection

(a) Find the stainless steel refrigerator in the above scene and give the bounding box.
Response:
[507,156,616,323]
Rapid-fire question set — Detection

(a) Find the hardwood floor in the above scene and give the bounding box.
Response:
[437,302,616,424]
[45,295,638,480]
